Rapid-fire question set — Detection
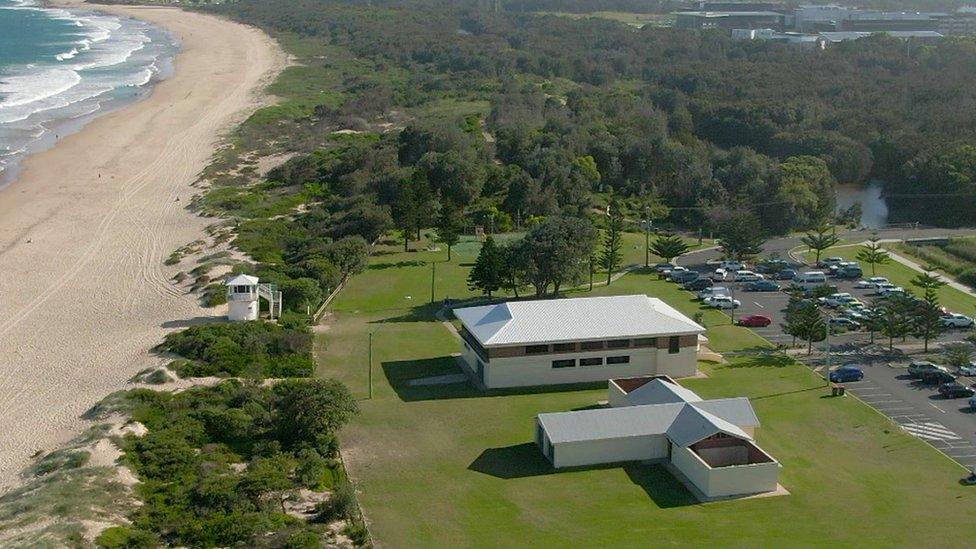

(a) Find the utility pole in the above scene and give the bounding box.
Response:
[643,206,651,268]
[824,315,832,387]
[430,261,436,303]
[367,332,374,400]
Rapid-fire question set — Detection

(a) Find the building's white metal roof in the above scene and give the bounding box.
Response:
[539,380,758,445]
[453,295,704,347]
[667,404,752,448]
[623,378,703,405]
[691,397,760,428]
[225,274,259,286]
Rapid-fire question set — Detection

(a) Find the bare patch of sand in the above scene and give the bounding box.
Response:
[0,1,287,491]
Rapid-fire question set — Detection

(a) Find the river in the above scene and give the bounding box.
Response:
[836,180,888,229]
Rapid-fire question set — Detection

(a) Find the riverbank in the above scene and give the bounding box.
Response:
[0,0,286,490]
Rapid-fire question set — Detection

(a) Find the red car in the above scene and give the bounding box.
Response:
[738,314,772,327]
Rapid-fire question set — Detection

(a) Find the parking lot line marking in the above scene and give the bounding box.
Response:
[928,403,948,414]
[753,302,764,308]
[862,399,900,404]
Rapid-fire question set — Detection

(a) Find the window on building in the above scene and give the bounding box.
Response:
[552,343,576,352]
[551,359,576,368]
[233,285,249,294]
[607,355,630,364]
[526,344,549,354]
[669,336,680,354]
[579,357,603,366]
[633,338,656,347]
[580,341,604,351]
[606,339,630,349]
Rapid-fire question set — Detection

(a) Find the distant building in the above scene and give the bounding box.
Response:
[675,10,787,30]
[453,295,705,389]
[697,1,785,12]
[536,376,782,499]
[837,12,940,32]
[817,30,944,46]
[732,27,821,47]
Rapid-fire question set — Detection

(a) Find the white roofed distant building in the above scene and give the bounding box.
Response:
[453,295,705,389]
[535,376,781,500]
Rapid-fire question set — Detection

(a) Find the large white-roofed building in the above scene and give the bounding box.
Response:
[452,295,706,389]
[535,376,781,499]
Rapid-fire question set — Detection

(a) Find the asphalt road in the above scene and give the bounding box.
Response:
[675,229,976,470]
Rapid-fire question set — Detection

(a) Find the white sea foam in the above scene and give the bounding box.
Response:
[0,68,82,111]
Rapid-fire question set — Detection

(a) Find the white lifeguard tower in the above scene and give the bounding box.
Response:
[225,274,282,321]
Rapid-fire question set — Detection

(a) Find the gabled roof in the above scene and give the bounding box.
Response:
[538,403,685,444]
[691,397,760,428]
[453,295,704,347]
[539,379,759,446]
[667,405,752,448]
[622,378,703,406]
[225,274,259,286]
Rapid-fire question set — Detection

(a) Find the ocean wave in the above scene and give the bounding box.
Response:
[0,68,82,110]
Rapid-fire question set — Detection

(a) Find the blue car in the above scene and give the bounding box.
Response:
[745,280,781,292]
[829,365,864,383]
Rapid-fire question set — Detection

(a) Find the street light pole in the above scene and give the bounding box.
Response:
[367,332,374,400]
[824,315,832,386]
[644,207,650,268]
[430,261,436,303]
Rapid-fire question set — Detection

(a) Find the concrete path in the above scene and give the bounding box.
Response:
[883,248,976,299]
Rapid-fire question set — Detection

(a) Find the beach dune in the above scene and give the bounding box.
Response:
[0,2,285,489]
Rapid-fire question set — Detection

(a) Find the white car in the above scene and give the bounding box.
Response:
[709,296,741,309]
[734,270,764,282]
[712,268,728,281]
[818,257,845,268]
[854,277,889,289]
[720,260,744,271]
[877,286,906,297]
[941,313,975,328]
[820,293,855,308]
[699,286,729,301]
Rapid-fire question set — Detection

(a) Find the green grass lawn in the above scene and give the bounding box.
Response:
[318,236,976,547]
[802,245,976,315]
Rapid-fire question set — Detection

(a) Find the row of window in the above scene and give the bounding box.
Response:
[552,355,631,369]
[528,336,681,355]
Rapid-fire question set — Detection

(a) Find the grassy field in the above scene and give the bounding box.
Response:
[802,244,976,315]
[318,235,976,547]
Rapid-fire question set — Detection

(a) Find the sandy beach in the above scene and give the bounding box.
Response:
[0,1,285,489]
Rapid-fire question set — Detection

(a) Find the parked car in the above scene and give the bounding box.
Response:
[683,278,713,291]
[877,286,906,298]
[774,268,798,280]
[698,286,729,301]
[738,314,772,327]
[712,268,728,281]
[855,277,889,289]
[709,296,741,309]
[835,265,863,279]
[756,259,789,274]
[829,364,864,383]
[652,262,675,273]
[828,317,860,330]
[671,270,700,284]
[923,370,957,385]
[938,382,976,398]
[941,313,975,328]
[908,361,950,379]
[957,363,976,377]
[818,257,845,269]
[734,270,763,282]
[792,271,828,290]
[821,293,860,308]
[745,280,781,292]
[970,395,976,410]
[720,260,744,271]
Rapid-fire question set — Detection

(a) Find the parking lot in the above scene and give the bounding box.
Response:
[677,258,976,470]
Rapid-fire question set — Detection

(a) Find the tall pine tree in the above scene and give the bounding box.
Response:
[468,235,503,297]
[600,198,624,285]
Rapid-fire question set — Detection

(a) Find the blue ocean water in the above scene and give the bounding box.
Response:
[0,0,178,185]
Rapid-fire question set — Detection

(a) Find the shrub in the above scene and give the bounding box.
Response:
[315,480,357,522]
[143,369,173,385]
[159,322,314,378]
[958,268,976,289]
[96,526,157,548]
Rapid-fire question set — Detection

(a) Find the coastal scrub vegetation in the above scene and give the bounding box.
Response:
[157,321,316,378]
[95,379,359,547]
